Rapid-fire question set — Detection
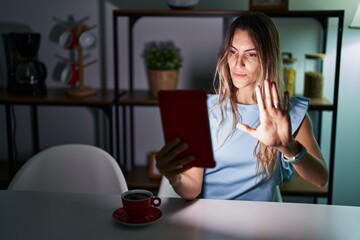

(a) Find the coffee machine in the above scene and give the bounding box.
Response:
[2,33,47,95]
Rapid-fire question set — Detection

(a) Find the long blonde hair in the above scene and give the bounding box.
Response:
[213,12,285,178]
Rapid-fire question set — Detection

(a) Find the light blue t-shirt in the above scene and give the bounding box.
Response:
[202,95,309,201]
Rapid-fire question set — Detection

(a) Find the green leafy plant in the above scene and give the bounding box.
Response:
[143,41,183,70]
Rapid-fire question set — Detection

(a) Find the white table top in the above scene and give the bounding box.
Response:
[1,190,359,240]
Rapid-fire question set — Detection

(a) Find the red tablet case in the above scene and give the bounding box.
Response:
[158,90,216,168]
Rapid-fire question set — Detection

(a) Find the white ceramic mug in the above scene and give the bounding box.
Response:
[78,31,96,49]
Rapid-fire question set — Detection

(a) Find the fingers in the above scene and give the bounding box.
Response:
[264,79,273,108]
[155,138,195,178]
[236,122,257,138]
[156,138,180,159]
[255,84,265,110]
[156,140,187,169]
[162,157,194,178]
[237,122,253,133]
[284,91,289,111]
[271,81,280,109]
[259,80,281,110]
[239,80,292,148]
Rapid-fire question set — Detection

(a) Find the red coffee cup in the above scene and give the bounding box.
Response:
[121,189,161,219]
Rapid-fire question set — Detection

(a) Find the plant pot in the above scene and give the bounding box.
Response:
[147,70,179,98]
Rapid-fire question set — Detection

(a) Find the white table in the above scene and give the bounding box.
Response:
[1,190,359,240]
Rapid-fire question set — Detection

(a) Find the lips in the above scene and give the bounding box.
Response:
[233,72,247,78]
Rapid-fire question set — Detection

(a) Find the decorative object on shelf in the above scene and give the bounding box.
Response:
[143,41,182,98]
[166,0,199,9]
[249,0,288,12]
[304,53,325,99]
[148,151,162,179]
[282,52,297,96]
[50,16,97,97]
[2,33,47,96]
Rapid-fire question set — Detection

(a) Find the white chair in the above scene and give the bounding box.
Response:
[8,144,128,194]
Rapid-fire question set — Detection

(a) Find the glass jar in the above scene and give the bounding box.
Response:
[304,53,326,98]
[282,52,297,96]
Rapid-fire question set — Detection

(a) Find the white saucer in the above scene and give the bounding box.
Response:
[112,207,162,226]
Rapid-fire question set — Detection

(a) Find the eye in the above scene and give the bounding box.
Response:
[229,49,237,55]
[246,52,257,58]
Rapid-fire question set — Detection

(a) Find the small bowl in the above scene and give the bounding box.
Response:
[166,0,199,9]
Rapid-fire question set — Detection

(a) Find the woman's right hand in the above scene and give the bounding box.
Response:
[155,138,195,183]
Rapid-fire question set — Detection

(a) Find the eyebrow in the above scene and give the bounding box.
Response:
[230,46,257,52]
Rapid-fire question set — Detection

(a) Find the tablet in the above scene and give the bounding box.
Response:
[158,90,216,168]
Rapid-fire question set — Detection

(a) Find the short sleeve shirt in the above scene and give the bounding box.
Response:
[202,95,309,201]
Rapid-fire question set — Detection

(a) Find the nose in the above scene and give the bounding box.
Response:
[235,54,245,68]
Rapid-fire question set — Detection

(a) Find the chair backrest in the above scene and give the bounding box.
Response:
[8,144,128,194]
[158,176,181,198]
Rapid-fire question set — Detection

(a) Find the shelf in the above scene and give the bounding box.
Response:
[308,97,333,110]
[118,90,159,106]
[281,172,328,197]
[117,90,333,110]
[114,9,343,204]
[1,87,118,176]
[113,9,344,19]
[0,88,117,107]
[126,166,161,190]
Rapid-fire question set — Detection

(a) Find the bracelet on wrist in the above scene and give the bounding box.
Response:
[282,141,307,164]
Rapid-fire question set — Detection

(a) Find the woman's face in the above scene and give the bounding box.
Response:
[227,29,261,93]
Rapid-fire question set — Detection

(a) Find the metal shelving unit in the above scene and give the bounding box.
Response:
[113,9,344,204]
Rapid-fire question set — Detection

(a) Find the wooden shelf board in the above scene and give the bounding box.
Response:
[113,9,344,19]
[118,90,334,110]
[0,88,117,106]
[126,166,161,190]
[118,90,159,106]
[281,172,328,197]
[308,97,333,110]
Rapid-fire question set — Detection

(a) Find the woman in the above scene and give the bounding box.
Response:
[155,12,328,201]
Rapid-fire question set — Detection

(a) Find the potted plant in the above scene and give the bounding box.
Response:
[143,41,183,98]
